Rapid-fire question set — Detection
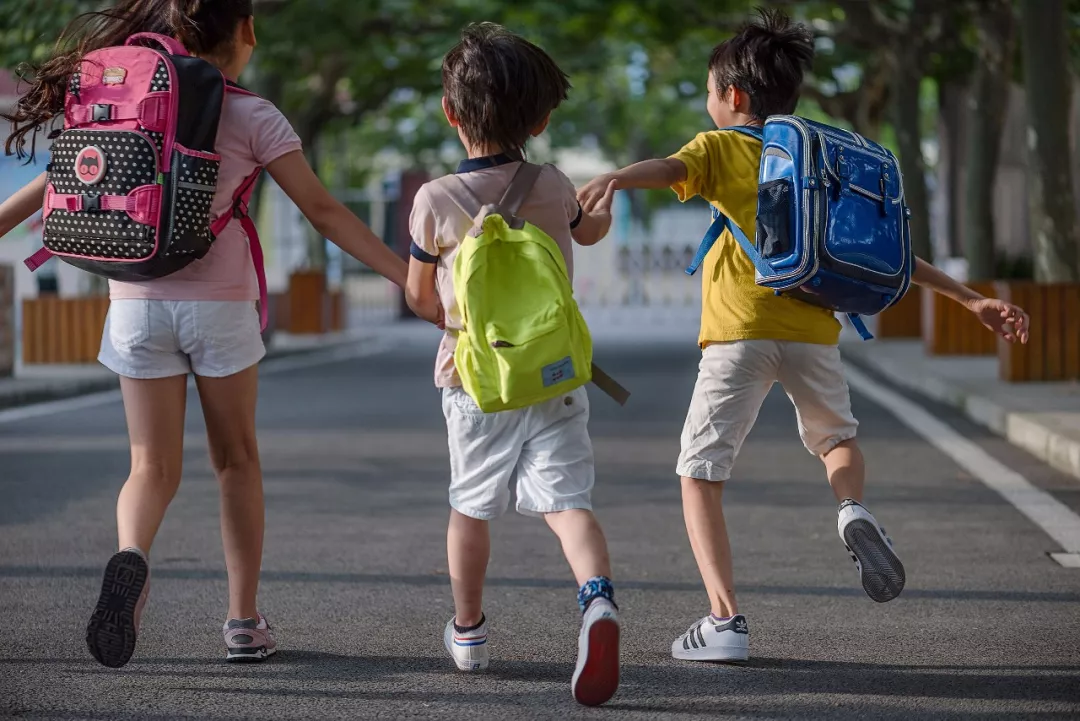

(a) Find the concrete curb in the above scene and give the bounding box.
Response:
[0,332,368,412]
[842,344,1080,482]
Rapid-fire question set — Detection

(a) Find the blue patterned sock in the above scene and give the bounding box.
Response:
[577,576,616,614]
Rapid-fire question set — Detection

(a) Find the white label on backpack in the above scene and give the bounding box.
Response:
[103,67,127,85]
[542,357,575,388]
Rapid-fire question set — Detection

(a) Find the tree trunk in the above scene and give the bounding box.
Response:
[1019,0,1080,282]
[892,46,933,261]
[963,0,1016,281]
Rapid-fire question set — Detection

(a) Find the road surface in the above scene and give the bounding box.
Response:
[2,323,1078,720]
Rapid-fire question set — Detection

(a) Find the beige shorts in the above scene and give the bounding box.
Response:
[676,340,858,482]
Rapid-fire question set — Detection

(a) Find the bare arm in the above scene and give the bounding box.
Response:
[405,258,442,325]
[0,172,47,237]
[578,158,687,211]
[912,257,1029,343]
[266,151,407,289]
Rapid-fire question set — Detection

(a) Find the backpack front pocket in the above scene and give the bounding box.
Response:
[484,307,582,410]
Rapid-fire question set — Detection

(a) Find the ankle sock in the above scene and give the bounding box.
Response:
[453,614,486,634]
[710,613,733,624]
[577,576,616,614]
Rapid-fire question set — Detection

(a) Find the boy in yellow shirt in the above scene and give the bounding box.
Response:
[579,8,1029,663]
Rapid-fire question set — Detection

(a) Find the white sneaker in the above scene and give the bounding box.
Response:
[838,499,906,603]
[571,599,620,706]
[444,617,489,671]
[671,614,749,662]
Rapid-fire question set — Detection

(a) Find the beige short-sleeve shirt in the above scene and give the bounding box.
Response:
[409,155,583,388]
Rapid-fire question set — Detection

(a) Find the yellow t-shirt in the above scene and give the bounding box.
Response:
[671,130,840,348]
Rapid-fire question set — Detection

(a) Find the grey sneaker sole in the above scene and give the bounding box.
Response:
[225,645,276,663]
[86,550,148,668]
[844,518,906,602]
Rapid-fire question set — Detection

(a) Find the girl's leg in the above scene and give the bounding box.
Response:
[194,366,262,621]
[681,477,737,618]
[447,509,490,627]
[116,375,188,553]
[543,509,611,585]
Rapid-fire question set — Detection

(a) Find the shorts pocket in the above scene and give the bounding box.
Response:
[755,179,794,259]
[107,301,151,350]
[192,301,259,349]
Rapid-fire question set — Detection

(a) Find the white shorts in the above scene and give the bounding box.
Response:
[99,299,265,379]
[442,386,594,520]
[676,340,858,482]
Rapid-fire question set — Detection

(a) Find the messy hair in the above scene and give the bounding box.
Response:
[442,23,570,155]
[709,7,815,119]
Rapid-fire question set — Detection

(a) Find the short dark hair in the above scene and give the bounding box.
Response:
[709,7,814,120]
[442,23,570,155]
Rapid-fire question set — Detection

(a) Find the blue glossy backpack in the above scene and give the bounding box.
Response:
[686,117,914,340]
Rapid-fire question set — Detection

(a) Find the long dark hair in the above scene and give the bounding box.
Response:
[3,0,253,160]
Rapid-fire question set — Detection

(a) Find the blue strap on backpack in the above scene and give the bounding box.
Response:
[684,125,874,341]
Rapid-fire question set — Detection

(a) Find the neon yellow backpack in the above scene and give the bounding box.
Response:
[452,163,595,413]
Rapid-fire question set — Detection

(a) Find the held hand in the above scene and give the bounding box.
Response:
[577,175,616,213]
[967,298,1030,344]
[588,179,618,217]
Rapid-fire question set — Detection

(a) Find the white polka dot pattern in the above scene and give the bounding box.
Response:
[44,130,158,261]
[167,151,220,257]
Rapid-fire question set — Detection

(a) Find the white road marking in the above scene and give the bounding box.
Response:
[1049,553,1080,569]
[845,364,1080,561]
[0,339,391,426]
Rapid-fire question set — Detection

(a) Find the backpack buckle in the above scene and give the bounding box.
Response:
[82,193,101,212]
[91,104,112,122]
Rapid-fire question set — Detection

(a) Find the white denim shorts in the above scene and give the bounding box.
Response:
[677,340,858,482]
[99,299,265,379]
[442,386,595,520]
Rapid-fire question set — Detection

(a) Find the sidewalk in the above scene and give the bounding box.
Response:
[0,329,373,411]
[842,339,1080,482]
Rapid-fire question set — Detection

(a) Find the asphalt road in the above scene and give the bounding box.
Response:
[1,323,1078,720]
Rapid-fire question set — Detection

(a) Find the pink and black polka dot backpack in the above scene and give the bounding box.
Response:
[24,32,269,328]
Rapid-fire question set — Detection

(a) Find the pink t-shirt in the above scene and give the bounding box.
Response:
[409,157,583,388]
[109,93,302,301]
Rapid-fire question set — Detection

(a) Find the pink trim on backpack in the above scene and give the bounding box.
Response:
[46,186,162,227]
[67,93,170,132]
[211,161,268,330]
[24,247,53,272]
[124,33,188,56]
[174,144,222,162]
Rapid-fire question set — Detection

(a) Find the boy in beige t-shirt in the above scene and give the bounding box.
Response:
[404,23,620,707]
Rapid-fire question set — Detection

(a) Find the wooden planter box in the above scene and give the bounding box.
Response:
[0,265,13,376]
[875,288,922,339]
[22,296,110,364]
[285,271,346,335]
[994,281,1080,382]
[923,282,998,355]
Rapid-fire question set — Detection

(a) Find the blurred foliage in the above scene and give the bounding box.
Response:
[3,0,1078,255]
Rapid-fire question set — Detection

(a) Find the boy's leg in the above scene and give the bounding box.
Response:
[516,387,618,706]
[823,439,864,503]
[544,509,611,584]
[441,387,523,671]
[447,510,490,627]
[680,477,736,617]
[778,343,904,603]
[673,341,779,662]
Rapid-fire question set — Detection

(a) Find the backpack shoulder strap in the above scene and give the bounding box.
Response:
[495,162,543,218]
[722,125,764,142]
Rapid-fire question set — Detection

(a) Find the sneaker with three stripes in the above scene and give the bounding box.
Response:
[671,613,749,662]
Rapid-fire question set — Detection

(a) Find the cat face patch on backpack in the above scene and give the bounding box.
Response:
[74,146,106,185]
